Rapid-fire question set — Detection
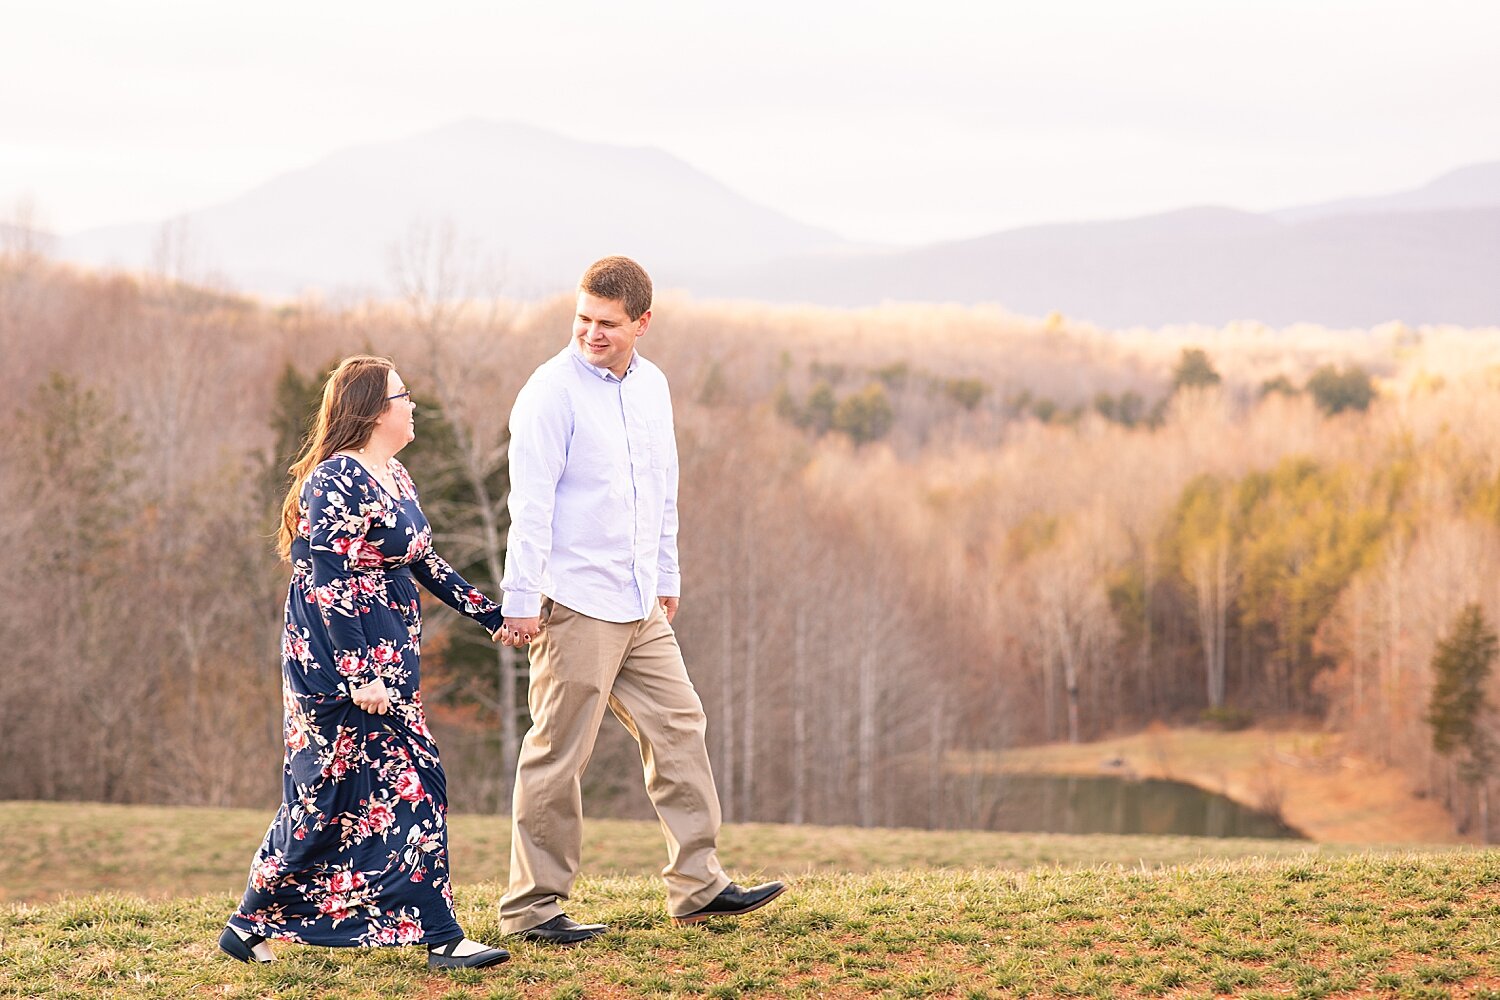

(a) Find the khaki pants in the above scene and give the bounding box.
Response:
[499,599,730,932]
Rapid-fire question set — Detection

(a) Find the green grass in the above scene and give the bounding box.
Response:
[5,856,1500,998]
[0,800,1391,904]
[3,802,1497,998]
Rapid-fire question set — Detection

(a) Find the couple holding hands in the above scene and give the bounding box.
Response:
[218,257,784,969]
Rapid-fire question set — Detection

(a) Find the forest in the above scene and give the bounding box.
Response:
[3,232,1498,840]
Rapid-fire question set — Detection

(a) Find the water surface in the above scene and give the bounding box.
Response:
[988,773,1304,839]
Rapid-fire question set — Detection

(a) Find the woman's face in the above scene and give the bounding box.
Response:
[372,368,416,451]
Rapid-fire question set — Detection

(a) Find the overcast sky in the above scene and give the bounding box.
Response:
[3,0,1497,245]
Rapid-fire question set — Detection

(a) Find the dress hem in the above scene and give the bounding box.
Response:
[226,914,465,949]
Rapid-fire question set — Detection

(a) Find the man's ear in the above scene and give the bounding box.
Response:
[635,309,652,338]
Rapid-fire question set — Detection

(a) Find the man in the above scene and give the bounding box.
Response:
[497,256,785,944]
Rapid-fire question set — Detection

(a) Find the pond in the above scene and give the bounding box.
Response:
[987,773,1305,839]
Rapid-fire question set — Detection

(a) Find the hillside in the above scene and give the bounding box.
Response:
[0,801,1357,906]
[1273,161,1500,223]
[720,204,1500,327]
[0,804,1495,999]
[6,259,1500,845]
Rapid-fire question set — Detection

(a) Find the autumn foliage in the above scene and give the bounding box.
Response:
[3,249,1498,839]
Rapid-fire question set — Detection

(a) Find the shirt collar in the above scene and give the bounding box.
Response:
[569,343,640,382]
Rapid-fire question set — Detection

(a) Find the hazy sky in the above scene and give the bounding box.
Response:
[4,0,1497,245]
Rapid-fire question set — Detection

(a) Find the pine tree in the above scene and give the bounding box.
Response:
[1306,364,1376,415]
[1171,348,1222,392]
[1427,602,1497,840]
[1428,603,1496,765]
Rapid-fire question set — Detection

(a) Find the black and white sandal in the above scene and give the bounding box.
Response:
[218,925,273,963]
[427,937,510,969]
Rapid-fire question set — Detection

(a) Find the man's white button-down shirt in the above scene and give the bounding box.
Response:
[500,345,680,623]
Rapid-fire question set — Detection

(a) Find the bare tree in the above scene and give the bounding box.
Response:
[1184,491,1240,709]
[1030,505,1121,743]
[389,220,529,801]
[1,194,54,262]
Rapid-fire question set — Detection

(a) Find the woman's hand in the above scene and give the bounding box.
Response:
[351,677,392,715]
[499,616,542,647]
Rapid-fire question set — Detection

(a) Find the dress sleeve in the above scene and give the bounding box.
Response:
[410,547,505,636]
[306,460,383,692]
[392,459,506,635]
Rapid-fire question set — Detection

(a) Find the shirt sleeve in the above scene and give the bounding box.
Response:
[306,461,382,692]
[500,373,572,618]
[657,397,681,598]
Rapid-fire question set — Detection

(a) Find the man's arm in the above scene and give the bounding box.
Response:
[657,394,681,624]
[500,374,571,635]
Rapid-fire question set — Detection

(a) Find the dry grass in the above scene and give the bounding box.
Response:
[0,800,1373,906]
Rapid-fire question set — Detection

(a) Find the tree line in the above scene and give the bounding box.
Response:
[2,245,1497,839]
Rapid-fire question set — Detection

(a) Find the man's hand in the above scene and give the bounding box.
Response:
[351,677,391,715]
[501,616,543,646]
[659,596,679,625]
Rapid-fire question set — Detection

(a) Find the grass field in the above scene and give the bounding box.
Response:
[0,800,1372,905]
[2,802,1497,998]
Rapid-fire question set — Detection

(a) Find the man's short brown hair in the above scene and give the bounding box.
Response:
[579,256,653,321]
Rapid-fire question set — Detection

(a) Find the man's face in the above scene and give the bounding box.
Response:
[574,291,648,377]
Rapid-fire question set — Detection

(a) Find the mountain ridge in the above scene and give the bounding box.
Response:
[62,118,847,298]
[55,120,1500,326]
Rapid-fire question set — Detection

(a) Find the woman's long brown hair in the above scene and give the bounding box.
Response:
[276,355,394,562]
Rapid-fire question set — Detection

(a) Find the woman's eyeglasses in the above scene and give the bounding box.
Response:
[387,389,413,404]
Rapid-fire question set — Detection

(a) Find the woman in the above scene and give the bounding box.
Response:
[220,356,508,970]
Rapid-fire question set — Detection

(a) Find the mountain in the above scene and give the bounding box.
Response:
[1273,162,1500,224]
[718,202,1500,328]
[61,119,848,298]
[57,127,1500,327]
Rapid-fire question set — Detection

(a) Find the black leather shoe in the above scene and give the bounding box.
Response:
[512,913,609,945]
[673,880,787,924]
[218,924,272,963]
[427,937,510,969]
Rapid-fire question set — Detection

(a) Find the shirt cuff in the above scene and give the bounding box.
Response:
[502,592,543,618]
[657,572,681,598]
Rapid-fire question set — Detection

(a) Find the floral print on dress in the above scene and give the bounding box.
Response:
[228,456,502,947]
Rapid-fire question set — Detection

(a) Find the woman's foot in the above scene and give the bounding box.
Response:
[428,936,510,969]
[218,924,275,963]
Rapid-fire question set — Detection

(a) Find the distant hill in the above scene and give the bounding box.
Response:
[61,119,848,298]
[55,125,1500,326]
[0,221,56,256]
[1273,162,1500,223]
[720,204,1500,328]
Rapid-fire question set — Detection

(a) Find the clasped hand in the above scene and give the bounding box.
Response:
[351,677,391,715]
[496,616,542,647]
[493,597,677,647]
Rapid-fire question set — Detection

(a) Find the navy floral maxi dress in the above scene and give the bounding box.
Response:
[228,455,503,947]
